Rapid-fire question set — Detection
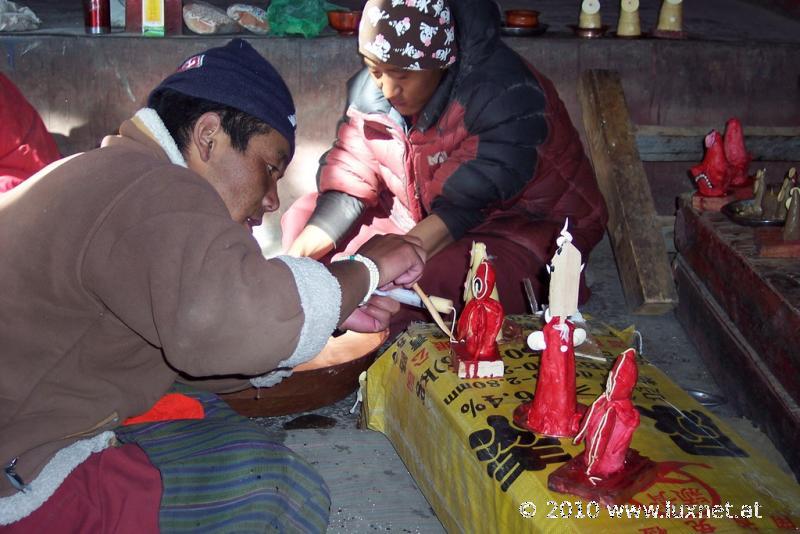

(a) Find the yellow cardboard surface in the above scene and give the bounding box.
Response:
[365,316,800,533]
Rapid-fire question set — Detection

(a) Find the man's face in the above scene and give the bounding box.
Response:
[189,116,290,232]
[364,56,444,117]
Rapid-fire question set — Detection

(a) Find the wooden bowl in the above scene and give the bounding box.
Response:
[327,10,362,36]
[220,330,387,417]
[505,9,539,28]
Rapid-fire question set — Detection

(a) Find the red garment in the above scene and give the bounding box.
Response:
[0,73,60,192]
[574,349,640,478]
[291,0,606,312]
[123,393,205,425]
[524,317,583,437]
[3,444,161,533]
[314,66,607,263]
[456,260,504,362]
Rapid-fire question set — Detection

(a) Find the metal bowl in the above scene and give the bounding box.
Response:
[500,23,548,37]
[721,199,786,227]
[569,24,609,39]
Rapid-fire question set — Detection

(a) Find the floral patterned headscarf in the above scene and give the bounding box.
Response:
[358,0,457,71]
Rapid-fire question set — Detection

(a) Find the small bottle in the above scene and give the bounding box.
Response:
[83,0,110,34]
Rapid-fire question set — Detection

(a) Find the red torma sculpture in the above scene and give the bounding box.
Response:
[455,258,504,377]
[514,312,587,437]
[548,348,657,504]
[723,117,752,187]
[690,130,731,197]
[574,348,640,479]
[514,221,587,437]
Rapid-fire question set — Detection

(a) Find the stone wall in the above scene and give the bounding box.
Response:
[2,34,799,246]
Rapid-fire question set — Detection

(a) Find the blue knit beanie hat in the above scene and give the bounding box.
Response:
[148,39,297,159]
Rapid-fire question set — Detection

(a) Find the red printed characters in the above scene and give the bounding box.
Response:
[453,257,505,379]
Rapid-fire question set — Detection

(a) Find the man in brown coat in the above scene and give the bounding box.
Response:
[0,39,425,532]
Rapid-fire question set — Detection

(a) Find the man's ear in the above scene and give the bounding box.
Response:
[191,112,222,162]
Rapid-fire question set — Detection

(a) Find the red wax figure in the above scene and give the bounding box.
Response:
[574,348,640,479]
[548,348,656,504]
[454,258,504,378]
[723,118,752,187]
[690,130,731,197]
[0,73,60,192]
[514,313,586,438]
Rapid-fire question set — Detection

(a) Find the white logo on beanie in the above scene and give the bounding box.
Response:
[178,54,205,72]
[288,114,297,128]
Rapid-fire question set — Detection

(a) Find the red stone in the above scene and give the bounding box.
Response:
[547,449,658,506]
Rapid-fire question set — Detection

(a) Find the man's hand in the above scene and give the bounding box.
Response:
[356,233,427,288]
[339,294,400,332]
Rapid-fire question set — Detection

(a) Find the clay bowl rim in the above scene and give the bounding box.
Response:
[504,9,540,28]
[327,10,362,35]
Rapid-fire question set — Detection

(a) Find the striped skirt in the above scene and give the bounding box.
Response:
[115,386,330,533]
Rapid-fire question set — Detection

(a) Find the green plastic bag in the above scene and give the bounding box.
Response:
[267,0,338,38]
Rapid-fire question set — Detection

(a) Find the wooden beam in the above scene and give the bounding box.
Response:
[674,256,800,480]
[635,125,800,162]
[578,69,677,314]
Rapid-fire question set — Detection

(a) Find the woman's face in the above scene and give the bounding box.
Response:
[364,56,444,117]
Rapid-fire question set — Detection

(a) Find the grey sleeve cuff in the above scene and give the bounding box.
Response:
[249,256,341,388]
[307,190,365,245]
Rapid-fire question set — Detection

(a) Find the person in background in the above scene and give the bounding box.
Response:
[283,0,608,336]
[0,39,425,533]
[0,72,61,192]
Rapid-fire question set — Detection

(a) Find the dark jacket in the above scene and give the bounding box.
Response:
[308,0,607,263]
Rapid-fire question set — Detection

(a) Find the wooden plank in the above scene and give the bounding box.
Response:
[635,125,800,162]
[674,255,800,480]
[578,69,677,314]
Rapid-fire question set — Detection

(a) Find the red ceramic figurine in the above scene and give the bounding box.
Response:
[690,130,731,197]
[723,117,752,187]
[454,258,505,378]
